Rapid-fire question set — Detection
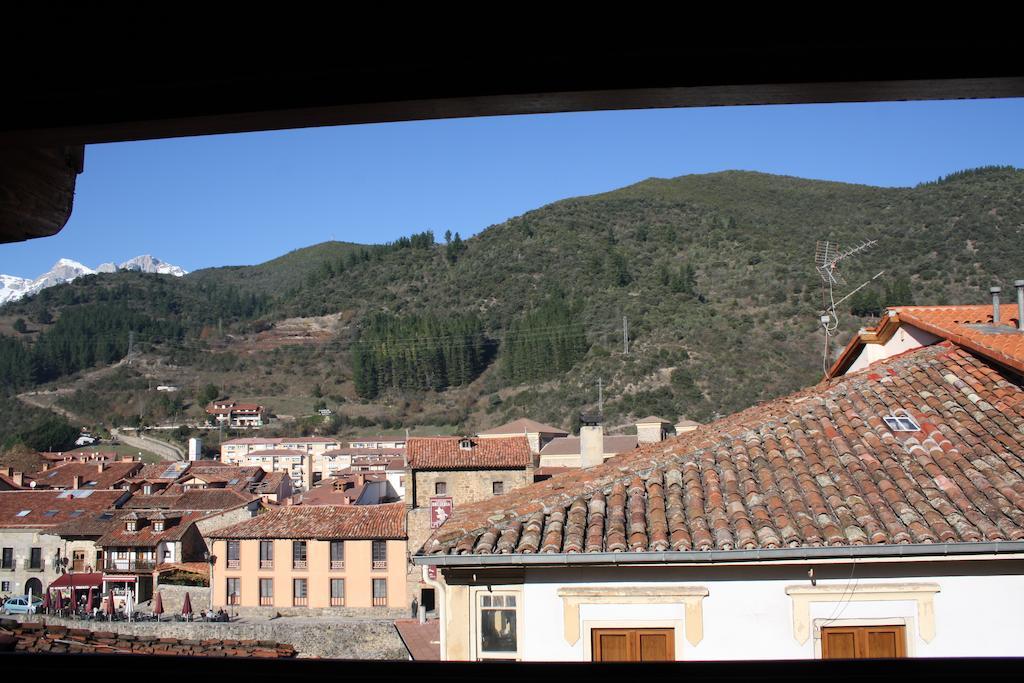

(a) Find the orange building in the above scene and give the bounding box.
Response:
[209,503,406,610]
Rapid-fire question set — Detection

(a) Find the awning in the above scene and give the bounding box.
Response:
[48,572,102,591]
[102,575,137,583]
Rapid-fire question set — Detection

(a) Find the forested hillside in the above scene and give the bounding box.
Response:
[2,166,1022,446]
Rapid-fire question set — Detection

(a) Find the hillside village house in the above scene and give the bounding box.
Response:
[209,503,407,612]
[414,302,1024,661]
[536,415,678,477]
[477,418,569,455]
[205,400,265,428]
[0,489,129,600]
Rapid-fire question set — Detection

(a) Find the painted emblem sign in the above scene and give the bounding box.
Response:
[429,496,454,529]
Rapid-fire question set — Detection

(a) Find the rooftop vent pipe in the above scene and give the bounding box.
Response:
[1016,280,1024,331]
[990,286,1001,323]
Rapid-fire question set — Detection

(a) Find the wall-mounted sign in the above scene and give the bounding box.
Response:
[430,496,454,529]
[427,565,437,581]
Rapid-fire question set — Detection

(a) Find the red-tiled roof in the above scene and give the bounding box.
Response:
[421,343,1024,557]
[539,435,639,456]
[210,502,406,540]
[222,436,338,445]
[124,489,254,511]
[394,619,441,660]
[24,461,142,490]
[407,437,532,470]
[97,511,207,547]
[0,490,129,528]
[478,418,568,436]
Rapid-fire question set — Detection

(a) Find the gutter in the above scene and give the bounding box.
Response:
[411,540,1024,567]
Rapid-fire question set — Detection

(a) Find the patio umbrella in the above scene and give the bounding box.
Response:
[153,591,164,622]
[42,591,51,613]
[105,591,115,621]
[181,592,193,621]
[86,588,94,613]
[125,589,134,622]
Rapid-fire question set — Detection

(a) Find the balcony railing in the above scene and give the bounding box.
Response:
[293,596,308,606]
[260,559,273,570]
[330,596,345,607]
[24,559,44,572]
[292,560,307,570]
[104,560,156,572]
[0,563,14,572]
[372,560,387,570]
[227,595,240,605]
[227,559,240,569]
[259,596,273,606]
[372,596,387,607]
[330,560,344,570]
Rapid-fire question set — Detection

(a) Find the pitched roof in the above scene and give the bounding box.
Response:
[539,435,639,457]
[210,502,406,540]
[478,418,568,436]
[407,437,532,470]
[636,416,672,424]
[222,436,338,446]
[97,511,207,547]
[830,304,1024,378]
[0,489,128,529]
[24,461,142,490]
[419,343,1024,559]
[123,488,254,511]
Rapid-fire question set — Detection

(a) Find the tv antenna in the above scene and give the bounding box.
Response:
[814,239,884,376]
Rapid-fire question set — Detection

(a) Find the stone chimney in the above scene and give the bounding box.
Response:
[97,462,106,473]
[635,417,670,444]
[991,287,1002,323]
[12,472,24,487]
[72,475,82,489]
[41,463,49,471]
[579,413,605,468]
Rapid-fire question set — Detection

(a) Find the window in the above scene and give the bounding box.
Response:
[259,541,273,569]
[372,578,387,607]
[1,548,12,569]
[478,593,519,658]
[330,541,344,569]
[153,520,164,532]
[293,541,307,569]
[43,510,58,517]
[1,581,9,592]
[293,578,308,606]
[821,625,906,659]
[227,540,240,569]
[492,481,504,495]
[883,413,920,432]
[434,481,447,495]
[371,540,387,570]
[330,578,345,606]
[16,510,30,517]
[259,578,273,606]
[592,629,674,662]
[226,578,241,605]
[29,547,42,570]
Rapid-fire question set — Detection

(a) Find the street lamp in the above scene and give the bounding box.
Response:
[203,551,216,612]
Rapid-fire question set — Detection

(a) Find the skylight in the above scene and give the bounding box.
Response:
[43,510,59,517]
[69,510,84,518]
[884,414,920,432]
[16,510,31,517]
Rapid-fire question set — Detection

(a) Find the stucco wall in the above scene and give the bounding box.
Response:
[847,323,940,374]
[211,538,407,609]
[0,530,63,596]
[441,559,1024,661]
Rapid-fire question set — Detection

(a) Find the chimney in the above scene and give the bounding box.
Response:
[636,418,668,444]
[97,462,106,473]
[13,472,24,487]
[1016,280,1024,332]
[41,463,49,471]
[991,286,1001,323]
[579,413,605,468]
[72,475,81,489]
[303,454,314,493]
[2,466,10,477]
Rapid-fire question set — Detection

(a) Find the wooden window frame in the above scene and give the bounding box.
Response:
[372,578,388,607]
[330,540,344,570]
[371,540,387,570]
[259,540,273,569]
[292,578,308,606]
[592,628,676,662]
[821,624,907,659]
[226,540,240,569]
[226,577,241,605]
[471,587,523,661]
[259,578,273,606]
[330,578,345,607]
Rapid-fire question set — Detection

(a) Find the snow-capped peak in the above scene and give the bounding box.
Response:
[0,255,187,306]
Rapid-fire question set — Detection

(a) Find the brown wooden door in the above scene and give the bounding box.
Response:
[822,625,906,659]
[592,628,674,661]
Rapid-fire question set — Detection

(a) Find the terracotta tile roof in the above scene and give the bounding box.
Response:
[0,490,129,529]
[97,511,207,547]
[222,436,338,445]
[24,461,142,490]
[539,435,639,457]
[210,502,406,540]
[478,418,569,436]
[124,489,255,511]
[420,343,1024,557]
[394,619,441,660]
[407,436,532,470]
[2,621,296,657]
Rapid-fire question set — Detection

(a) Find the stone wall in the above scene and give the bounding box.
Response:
[147,584,211,614]
[10,614,408,660]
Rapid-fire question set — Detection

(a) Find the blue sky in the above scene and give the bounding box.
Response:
[2,98,1023,279]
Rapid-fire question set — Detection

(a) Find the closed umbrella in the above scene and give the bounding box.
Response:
[181,592,193,621]
[105,591,115,621]
[86,588,94,615]
[153,591,164,622]
[42,591,51,614]
[125,589,134,622]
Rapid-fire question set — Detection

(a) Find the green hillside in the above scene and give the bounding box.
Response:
[2,166,1022,444]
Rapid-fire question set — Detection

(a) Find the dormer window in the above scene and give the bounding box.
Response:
[459,439,474,450]
[126,520,137,532]
[143,485,152,494]
[153,520,165,532]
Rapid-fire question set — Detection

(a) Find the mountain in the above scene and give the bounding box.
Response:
[0,255,186,304]
[1,166,1022,437]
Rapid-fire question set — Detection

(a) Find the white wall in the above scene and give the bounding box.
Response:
[847,324,940,374]
[516,562,1024,661]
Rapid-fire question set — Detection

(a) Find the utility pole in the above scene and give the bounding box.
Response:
[127,331,134,366]
[598,378,603,415]
[623,316,629,356]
